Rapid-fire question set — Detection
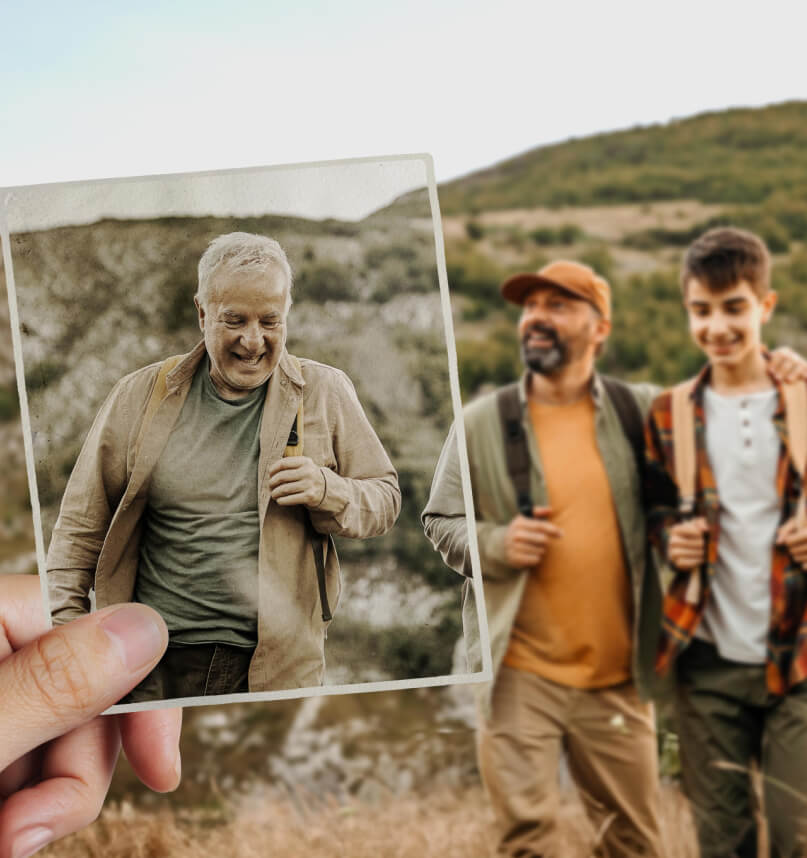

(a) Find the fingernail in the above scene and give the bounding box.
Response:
[99,606,166,672]
[173,750,182,786]
[11,826,52,858]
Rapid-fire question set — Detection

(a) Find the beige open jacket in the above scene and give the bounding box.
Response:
[47,341,401,691]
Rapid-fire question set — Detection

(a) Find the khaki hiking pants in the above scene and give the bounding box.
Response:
[675,639,807,858]
[477,666,664,858]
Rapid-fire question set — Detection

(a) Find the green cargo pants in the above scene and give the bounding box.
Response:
[675,639,807,858]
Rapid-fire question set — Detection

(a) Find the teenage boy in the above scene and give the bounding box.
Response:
[644,227,807,858]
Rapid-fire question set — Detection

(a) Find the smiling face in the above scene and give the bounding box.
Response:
[685,277,777,372]
[195,268,290,400]
[517,284,610,376]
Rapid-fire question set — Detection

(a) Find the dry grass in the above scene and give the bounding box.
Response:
[41,784,698,858]
[442,200,726,243]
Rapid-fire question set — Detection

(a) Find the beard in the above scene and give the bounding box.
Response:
[520,323,570,375]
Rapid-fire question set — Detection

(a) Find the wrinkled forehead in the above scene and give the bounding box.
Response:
[207,266,291,306]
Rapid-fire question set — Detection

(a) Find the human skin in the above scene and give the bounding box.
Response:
[195,269,289,401]
[0,575,182,858]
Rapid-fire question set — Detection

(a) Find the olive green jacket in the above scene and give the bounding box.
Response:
[47,340,401,692]
[422,373,663,716]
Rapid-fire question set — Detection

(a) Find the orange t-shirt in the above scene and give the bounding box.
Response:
[503,395,632,688]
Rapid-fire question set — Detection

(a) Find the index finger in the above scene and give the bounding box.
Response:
[267,456,310,477]
[521,518,563,538]
[531,506,553,518]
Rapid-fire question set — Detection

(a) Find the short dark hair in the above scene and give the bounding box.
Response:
[681,227,771,299]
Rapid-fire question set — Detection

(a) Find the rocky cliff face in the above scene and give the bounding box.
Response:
[6,194,470,682]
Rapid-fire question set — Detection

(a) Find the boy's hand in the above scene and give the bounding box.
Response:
[504,506,563,569]
[768,346,807,384]
[668,517,709,570]
[776,517,807,567]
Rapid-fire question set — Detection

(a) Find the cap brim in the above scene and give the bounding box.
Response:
[500,273,585,306]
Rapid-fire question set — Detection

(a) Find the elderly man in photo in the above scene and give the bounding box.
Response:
[47,232,401,700]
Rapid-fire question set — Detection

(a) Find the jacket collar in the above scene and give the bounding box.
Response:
[689,359,786,420]
[519,369,603,409]
[164,338,305,394]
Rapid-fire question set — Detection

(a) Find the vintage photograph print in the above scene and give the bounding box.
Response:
[0,155,491,712]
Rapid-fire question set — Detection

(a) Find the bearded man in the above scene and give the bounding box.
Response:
[424,260,667,857]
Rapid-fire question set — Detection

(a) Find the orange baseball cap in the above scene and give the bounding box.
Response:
[500,260,611,320]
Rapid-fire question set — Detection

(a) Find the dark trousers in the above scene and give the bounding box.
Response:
[123,642,254,703]
[675,639,807,858]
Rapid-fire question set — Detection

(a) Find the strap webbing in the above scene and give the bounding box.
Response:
[497,383,533,517]
[783,382,807,527]
[672,379,697,516]
[671,378,700,604]
[134,355,184,461]
[601,375,646,493]
[284,356,331,623]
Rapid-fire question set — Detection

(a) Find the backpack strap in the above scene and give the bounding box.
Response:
[284,355,332,623]
[497,382,533,517]
[782,381,807,527]
[133,354,184,461]
[601,375,646,492]
[671,377,700,604]
[284,356,304,457]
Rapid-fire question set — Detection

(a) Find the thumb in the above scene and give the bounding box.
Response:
[0,604,168,770]
[531,506,552,518]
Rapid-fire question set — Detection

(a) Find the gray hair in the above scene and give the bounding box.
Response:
[196,232,293,311]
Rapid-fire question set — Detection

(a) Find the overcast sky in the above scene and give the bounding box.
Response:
[1,1,804,202]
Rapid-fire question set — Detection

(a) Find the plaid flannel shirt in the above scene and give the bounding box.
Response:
[644,363,807,695]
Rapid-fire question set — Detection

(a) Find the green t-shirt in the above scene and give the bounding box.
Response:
[135,356,264,647]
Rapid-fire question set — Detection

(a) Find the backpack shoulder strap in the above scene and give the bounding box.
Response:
[496,382,532,517]
[284,355,305,457]
[671,377,700,605]
[133,354,184,461]
[283,355,331,622]
[671,378,697,517]
[782,380,807,526]
[601,375,645,483]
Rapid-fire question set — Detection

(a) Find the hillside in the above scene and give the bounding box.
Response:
[8,191,472,683]
[435,101,807,212]
[427,102,807,397]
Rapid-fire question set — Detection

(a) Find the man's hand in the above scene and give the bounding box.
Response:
[768,346,807,384]
[0,575,182,858]
[776,516,807,568]
[268,456,327,508]
[503,506,562,569]
[667,517,709,571]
